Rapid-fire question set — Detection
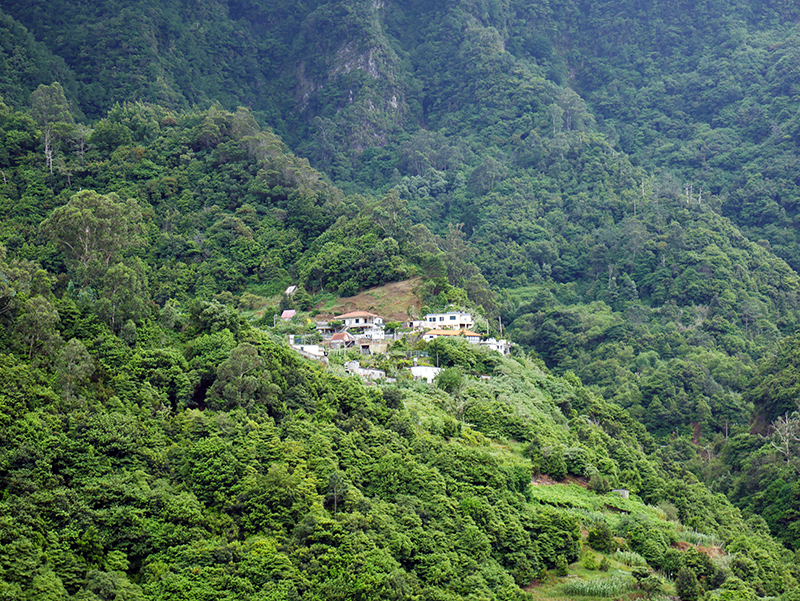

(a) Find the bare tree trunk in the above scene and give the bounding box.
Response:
[43,125,54,175]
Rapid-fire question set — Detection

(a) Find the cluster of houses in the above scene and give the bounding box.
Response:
[287,309,512,382]
[288,309,512,360]
[322,309,512,356]
[316,310,389,354]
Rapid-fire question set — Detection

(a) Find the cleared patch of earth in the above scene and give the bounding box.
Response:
[316,278,424,321]
[531,474,589,487]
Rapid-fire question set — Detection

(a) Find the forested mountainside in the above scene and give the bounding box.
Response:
[3,0,800,599]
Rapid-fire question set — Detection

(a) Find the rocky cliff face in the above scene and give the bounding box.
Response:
[293,0,408,159]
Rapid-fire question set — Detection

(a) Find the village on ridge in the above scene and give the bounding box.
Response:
[281,300,512,382]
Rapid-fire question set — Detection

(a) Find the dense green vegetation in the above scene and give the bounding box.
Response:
[1,293,797,599]
[3,0,800,598]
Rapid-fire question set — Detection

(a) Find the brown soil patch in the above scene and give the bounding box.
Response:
[531,474,589,487]
[699,545,724,558]
[671,541,724,558]
[565,474,589,488]
[531,474,560,486]
[317,278,424,321]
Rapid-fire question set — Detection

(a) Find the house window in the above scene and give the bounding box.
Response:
[450,316,456,320]
[430,317,436,322]
[355,319,360,323]
[439,316,444,321]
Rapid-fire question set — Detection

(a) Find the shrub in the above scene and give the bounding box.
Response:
[543,446,568,480]
[676,567,700,601]
[631,566,652,583]
[588,522,615,553]
[614,550,648,567]
[555,555,569,576]
[661,548,684,579]
[435,366,464,394]
[563,446,591,475]
[640,536,667,569]
[588,472,611,494]
[640,573,664,596]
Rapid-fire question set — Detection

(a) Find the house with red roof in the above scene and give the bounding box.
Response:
[329,331,356,349]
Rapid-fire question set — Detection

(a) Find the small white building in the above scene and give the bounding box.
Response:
[344,361,386,381]
[479,338,513,355]
[421,311,474,330]
[408,365,442,383]
[287,338,326,361]
[318,311,385,339]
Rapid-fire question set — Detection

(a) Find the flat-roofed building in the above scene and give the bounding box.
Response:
[421,311,474,330]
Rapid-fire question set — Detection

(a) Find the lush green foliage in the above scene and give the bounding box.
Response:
[2,0,800,597]
[0,254,795,598]
[561,575,634,597]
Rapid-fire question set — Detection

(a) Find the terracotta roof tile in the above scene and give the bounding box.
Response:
[336,310,379,319]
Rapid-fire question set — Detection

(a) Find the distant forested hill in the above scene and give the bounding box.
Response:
[5,0,800,272]
[8,0,800,272]
[0,10,77,110]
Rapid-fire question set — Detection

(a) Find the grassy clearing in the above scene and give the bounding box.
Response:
[527,564,639,601]
[244,280,290,298]
[315,292,339,311]
[675,528,723,547]
[527,482,655,517]
[243,278,424,322]
[613,550,648,567]
[561,575,635,597]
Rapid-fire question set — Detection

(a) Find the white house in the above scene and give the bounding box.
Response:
[344,361,386,381]
[408,365,442,383]
[421,311,474,330]
[337,310,383,327]
[479,338,513,355]
[334,310,385,340]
